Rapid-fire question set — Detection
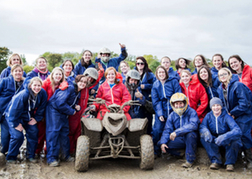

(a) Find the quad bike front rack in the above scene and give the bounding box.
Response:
[90,133,140,160]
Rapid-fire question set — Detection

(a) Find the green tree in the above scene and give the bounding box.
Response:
[23,65,34,74]
[149,60,160,73]
[41,52,63,71]
[62,52,81,65]
[0,47,12,73]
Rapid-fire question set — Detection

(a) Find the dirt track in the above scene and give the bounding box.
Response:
[0,154,252,179]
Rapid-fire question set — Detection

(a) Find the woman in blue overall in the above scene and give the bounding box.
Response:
[0,65,25,154]
[152,66,181,157]
[62,60,76,85]
[135,56,156,134]
[5,77,47,163]
[46,74,87,167]
[217,67,252,168]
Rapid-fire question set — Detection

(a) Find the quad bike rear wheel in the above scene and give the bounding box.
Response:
[139,134,154,170]
[75,135,90,172]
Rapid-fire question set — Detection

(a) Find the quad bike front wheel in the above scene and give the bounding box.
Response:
[75,135,90,172]
[140,134,154,170]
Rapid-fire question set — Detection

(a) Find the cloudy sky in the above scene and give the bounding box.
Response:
[1,0,252,65]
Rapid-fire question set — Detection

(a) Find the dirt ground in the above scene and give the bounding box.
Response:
[0,153,252,179]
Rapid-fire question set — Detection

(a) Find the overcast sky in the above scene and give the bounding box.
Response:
[1,0,252,65]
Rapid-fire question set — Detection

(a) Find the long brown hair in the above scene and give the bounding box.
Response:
[197,65,212,88]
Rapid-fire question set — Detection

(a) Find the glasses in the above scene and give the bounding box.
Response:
[219,73,228,77]
[136,62,144,66]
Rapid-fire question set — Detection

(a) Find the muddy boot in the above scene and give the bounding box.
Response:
[181,161,193,168]
[226,164,234,172]
[245,148,252,169]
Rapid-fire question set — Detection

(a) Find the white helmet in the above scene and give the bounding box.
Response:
[126,70,140,89]
[126,70,141,81]
[83,68,98,80]
[99,47,111,63]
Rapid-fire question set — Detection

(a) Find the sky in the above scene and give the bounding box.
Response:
[1,0,252,65]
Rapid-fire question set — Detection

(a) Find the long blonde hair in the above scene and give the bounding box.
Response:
[28,77,43,88]
[50,67,65,91]
[218,68,232,86]
[179,69,192,84]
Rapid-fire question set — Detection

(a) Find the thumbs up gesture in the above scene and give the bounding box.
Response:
[135,89,143,99]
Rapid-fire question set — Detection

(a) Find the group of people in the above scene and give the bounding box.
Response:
[0,46,252,171]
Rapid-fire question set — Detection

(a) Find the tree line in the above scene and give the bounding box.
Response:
[0,46,218,74]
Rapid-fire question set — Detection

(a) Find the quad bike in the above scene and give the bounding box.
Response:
[75,98,154,172]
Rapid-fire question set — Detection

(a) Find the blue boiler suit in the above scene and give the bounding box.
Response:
[46,85,79,163]
[158,106,200,163]
[217,74,252,150]
[0,75,24,154]
[151,76,181,155]
[5,87,47,160]
[200,110,242,165]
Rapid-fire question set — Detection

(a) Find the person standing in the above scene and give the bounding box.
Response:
[152,66,181,157]
[0,65,25,154]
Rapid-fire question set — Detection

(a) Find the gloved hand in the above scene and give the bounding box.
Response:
[204,132,213,143]
[214,135,225,146]
[200,131,212,143]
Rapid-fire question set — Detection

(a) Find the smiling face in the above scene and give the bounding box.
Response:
[31,80,42,95]
[157,67,166,81]
[136,59,145,71]
[199,68,209,82]
[229,57,242,73]
[212,104,222,116]
[83,51,92,63]
[77,77,87,90]
[63,61,73,74]
[52,69,63,84]
[161,57,171,70]
[179,58,186,69]
[10,55,21,66]
[36,58,47,71]
[120,62,129,74]
[194,56,203,67]
[212,55,223,70]
[218,69,230,84]
[106,69,116,83]
[12,67,23,81]
[181,71,191,85]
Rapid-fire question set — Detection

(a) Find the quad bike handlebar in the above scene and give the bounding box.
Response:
[88,98,141,113]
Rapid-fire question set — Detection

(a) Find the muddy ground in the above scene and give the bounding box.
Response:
[0,152,252,179]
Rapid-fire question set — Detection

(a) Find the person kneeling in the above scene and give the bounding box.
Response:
[199,97,242,172]
[158,93,200,168]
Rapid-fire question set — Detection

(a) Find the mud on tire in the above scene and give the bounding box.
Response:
[140,134,154,170]
[75,135,90,172]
